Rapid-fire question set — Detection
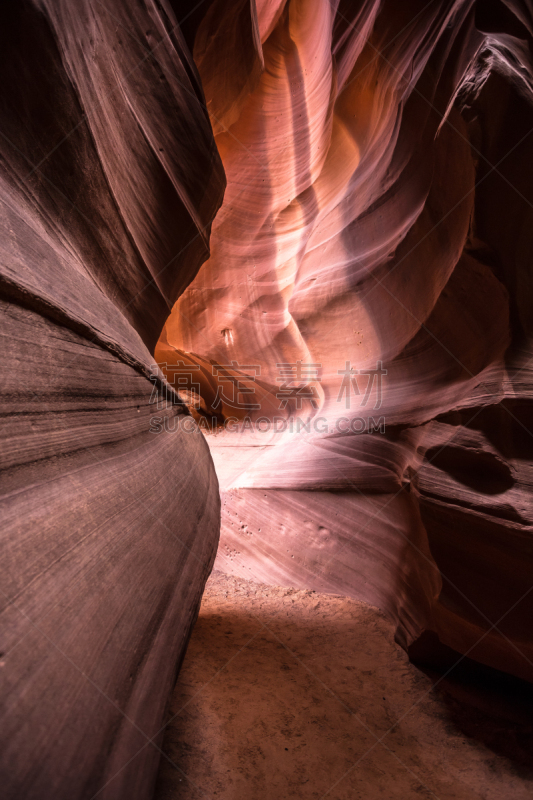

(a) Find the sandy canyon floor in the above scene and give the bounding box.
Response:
[154,571,533,800]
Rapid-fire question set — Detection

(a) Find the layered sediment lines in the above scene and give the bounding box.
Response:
[2,2,533,797]
[158,0,533,682]
[0,2,224,798]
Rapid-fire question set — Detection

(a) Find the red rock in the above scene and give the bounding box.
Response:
[2,1,533,798]
[0,1,223,797]
[159,0,533,683]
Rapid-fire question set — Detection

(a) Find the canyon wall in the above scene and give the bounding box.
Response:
[1,2,533,798]
[0,2,223,798]
[158,0,533,683]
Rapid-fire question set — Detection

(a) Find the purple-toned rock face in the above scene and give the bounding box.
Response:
[1,0,533,798]
[0,1,223,798]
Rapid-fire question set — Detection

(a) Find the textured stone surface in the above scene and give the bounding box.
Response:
[2,1,533,797]
[157,0,533,682]
[0,1,224,798]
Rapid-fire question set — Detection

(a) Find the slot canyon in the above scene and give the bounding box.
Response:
[1,0,533,798]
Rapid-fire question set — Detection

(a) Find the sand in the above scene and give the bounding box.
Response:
[155,571,533,800]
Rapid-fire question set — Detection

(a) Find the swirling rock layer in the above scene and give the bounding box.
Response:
[158,0,533,682]
[0,1,223,798]
[2,1,533,797]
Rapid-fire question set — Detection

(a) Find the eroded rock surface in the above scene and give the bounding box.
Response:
[0,2,224,798]
[157,0,533,682]
[2,2,533,797]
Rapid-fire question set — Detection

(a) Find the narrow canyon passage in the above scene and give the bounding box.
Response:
[2,1,533,798]
[155,572,533,800]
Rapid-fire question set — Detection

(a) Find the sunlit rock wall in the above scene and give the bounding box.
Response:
[158,0,533,682]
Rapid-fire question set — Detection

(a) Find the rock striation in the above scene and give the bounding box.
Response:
[158,0,533,683]
[0,1,223,798]
[2,1,533,798]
